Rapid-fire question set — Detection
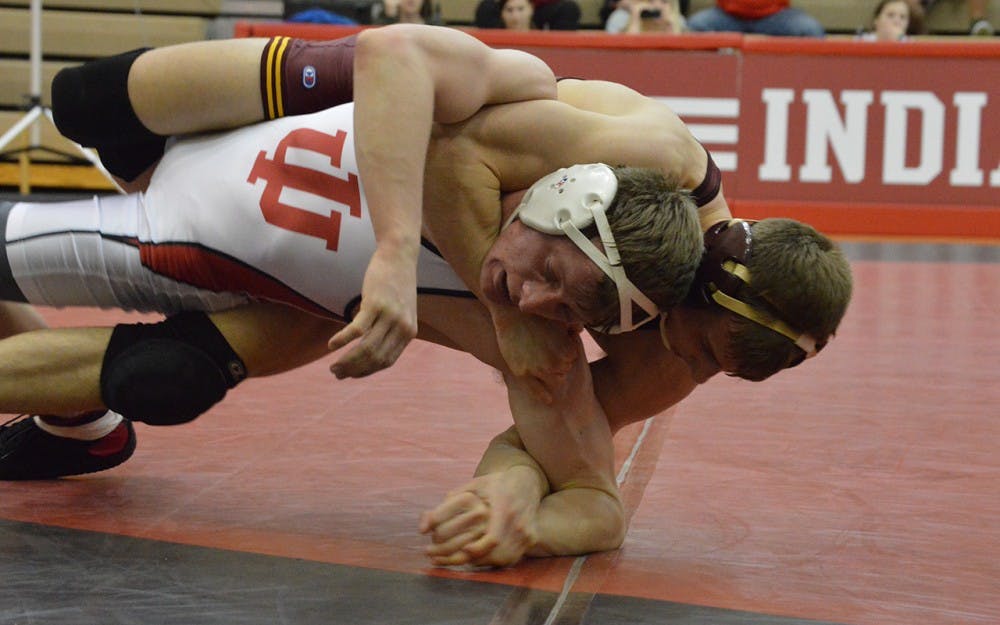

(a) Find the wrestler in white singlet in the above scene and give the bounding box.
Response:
[0,103,471,319]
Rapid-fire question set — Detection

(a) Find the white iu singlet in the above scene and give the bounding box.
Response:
[1,102,471,319]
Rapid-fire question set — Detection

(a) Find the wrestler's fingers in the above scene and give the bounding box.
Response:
[429,509,489,545]
[328,314,400,379]
[428,550,474,567]
[420,492,481,533]
[425,527,485,560]
[460,532,500,560]
[327,313,369,354]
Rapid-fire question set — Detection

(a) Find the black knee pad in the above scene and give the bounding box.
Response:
[100,312,247,426]
[51,48,166,181]
[95,140,169,183]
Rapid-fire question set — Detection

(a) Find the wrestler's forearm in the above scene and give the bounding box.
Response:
[476,426,625,557]
[474,426,549,492]
[352,25,560,266]
[353,29,431,266]
[355,25,558,285]
[502,348,620,522]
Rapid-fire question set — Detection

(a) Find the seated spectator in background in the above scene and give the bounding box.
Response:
[687,0,824,37]
[602,0,687,28]
[373,0,443,25]
[501,0,535,29]
[286,7,358,24]
[475,0,504,27]
[475,0,580,30]
[858,0,910,41]
[283,0,371,24]
[606,0,685,33]
[905,0,993,36]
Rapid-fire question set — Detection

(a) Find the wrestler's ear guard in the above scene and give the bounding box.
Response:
[691,219,819,358]
[505,164,659,333]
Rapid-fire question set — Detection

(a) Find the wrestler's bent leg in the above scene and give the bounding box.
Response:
[51,34,358,176]
[0,302,339,479]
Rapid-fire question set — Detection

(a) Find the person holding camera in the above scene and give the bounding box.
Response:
[605,0,685,33]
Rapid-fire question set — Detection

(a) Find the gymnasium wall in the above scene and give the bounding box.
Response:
[234,24,1000,240]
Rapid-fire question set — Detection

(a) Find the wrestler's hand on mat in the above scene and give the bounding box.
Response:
[492,310,580,403]
[328,248,418,378]
[420,469,541,568]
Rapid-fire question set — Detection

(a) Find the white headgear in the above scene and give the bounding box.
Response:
[504,163,660,333]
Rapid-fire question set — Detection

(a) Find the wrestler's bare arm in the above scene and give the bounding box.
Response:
[420,338,695,565]
[328,26,557,380]
[555,79,733,230]
[422,425,626,566]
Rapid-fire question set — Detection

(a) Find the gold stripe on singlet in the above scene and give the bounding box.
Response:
[263,36,290,120]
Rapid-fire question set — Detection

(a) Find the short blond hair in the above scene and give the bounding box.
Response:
[585,167,702,331]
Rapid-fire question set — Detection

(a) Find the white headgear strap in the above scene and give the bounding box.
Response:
[505,164,660,333]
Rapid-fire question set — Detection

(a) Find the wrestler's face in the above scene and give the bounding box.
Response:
[659,305,734,384]
[480,219,608,327]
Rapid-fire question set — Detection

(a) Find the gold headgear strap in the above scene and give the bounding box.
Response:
[698,220,819,359]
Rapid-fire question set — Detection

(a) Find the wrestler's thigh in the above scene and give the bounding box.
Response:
[208,302,343,378]
[129,38,268,135]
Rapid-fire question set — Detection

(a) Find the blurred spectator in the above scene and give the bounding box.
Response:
[606,0,686,33]
[283,0,372,23]
[501,0,535,29]
[602,0,688,26]
[906,0,994,35]
[475,0,504,27]
[373,0,443,24]
[475,0,580,29]
[687,1,824,37]
[858,0,910,41]
[287,7,358,23]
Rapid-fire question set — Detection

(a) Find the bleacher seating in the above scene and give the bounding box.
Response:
[0,0,282,188]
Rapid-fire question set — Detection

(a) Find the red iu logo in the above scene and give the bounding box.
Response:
[247,127,362,251]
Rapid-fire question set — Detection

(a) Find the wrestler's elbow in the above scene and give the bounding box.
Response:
[529,489,626,557]
[588,496,627,552]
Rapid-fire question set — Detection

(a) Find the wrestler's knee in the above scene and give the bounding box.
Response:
[100,312,247,425]
[51,49,166,181]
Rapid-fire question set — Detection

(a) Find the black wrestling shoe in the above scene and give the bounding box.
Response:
[0,415,136,480]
